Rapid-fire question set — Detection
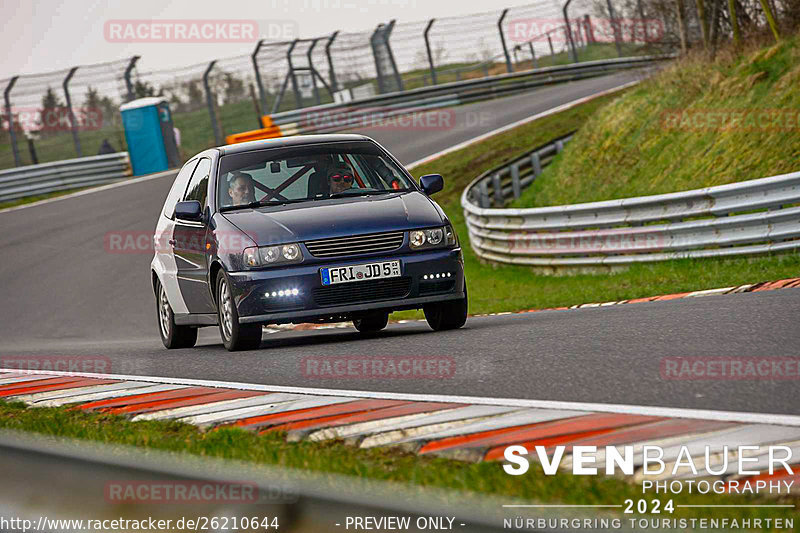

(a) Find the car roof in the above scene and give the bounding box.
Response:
[216,134,375,156]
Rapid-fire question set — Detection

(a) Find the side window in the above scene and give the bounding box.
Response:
[184,158,211,208]
[163,159,198,218]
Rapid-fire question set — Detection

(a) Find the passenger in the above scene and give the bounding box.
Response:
[228,172,256,205]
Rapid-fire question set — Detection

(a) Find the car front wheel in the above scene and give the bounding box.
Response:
[156,279,198,349]
[424,286,468,331]
[216,271,262,351]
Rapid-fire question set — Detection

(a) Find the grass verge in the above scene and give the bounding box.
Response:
[0,400,796,529]
[393,52,800,320]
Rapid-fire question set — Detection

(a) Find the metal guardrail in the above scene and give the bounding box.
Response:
[0,152,131,203]
[271,55,672,136]
[461,136,800,267]
[0,430,554,533]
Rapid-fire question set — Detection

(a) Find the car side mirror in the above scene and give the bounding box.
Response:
[174,200,203,222]
[420,174,444,196]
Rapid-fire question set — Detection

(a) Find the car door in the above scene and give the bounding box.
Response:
[173,157,216,315]
[153,158,199,316]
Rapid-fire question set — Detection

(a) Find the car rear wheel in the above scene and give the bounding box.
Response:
[216,271,262,351]
[353,312,389,333]
[424,286,468,331]
[156,279,198,349]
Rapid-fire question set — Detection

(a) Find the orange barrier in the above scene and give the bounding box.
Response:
[225,115,283,145]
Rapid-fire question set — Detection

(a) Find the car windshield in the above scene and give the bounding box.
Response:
[217,143,415,210]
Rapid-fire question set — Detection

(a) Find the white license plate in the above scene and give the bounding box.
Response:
[320,260,401,285]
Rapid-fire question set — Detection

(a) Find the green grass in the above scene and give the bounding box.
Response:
[512,34,800,208]
[391,51,800,319]
[0,400,796,528]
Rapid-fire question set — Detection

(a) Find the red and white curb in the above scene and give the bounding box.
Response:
[1,369,799,493]
[266,277,800,333]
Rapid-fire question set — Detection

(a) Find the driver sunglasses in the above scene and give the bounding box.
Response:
[329,173,354,183]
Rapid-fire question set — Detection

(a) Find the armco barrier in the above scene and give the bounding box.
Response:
[461,136,800,267]
[268,55,672,137]
[0,152,131,203]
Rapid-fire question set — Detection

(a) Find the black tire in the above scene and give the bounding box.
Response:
[156,278,198,349]
[424,286,468,331]
[353,312,389,333]
[216,270,262,351]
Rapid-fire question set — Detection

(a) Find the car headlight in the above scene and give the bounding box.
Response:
[243,243,303,268]
[409,225,457,250]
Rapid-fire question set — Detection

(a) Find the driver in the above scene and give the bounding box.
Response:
[228,171,256,205]
[327,164,355,195]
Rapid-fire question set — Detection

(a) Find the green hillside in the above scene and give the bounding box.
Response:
[513,33,800,208]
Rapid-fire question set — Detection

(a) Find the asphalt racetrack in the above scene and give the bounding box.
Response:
[2,69,798,415]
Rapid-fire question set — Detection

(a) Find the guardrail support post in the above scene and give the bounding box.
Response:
[562,0,578,63]
[251,40,267,117]
[511,164,521,198]
[203,60,223,146]
[123,56,140,103]
[286,40,303,109]
[3,76,21,167]
[492,173,504,206]
[63,66,82,158]
[306,38,321,106]
[424,19,437,85]
[325,31,339,94]
[531,152,542,176]
[498,9,514,73]
[479,180,490,208]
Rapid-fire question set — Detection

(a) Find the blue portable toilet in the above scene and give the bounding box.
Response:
[120,97,180,176]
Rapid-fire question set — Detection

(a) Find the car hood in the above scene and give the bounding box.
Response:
[221,192,445,245]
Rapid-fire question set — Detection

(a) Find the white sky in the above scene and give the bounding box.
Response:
[2,0,550,76]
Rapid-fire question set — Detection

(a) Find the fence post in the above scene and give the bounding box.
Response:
[547,34,555,56]
[498,9,514,73]
[528,42,538,68]
[325,31,339,94]
[370,24,387,94]
[584,15,594,44]
[251,40,267,117]
[424,19,437,85]
[62,66,82,158]
[307,38,321,106]
[4,76,21,167]
[124,56,140,102]
[605,0,623,56]
[636,0,648,43]
[563,0,578,63]
[203,60,222,146]
[383,20,404,92]
[286,39,303,110]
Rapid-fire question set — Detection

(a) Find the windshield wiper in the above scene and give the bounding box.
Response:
[220,199,311,212]
[329,190,404,199]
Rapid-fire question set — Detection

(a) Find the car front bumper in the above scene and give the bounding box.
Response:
[227,248,464,325]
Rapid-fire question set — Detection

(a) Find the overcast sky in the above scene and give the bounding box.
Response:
[2,0,549,77]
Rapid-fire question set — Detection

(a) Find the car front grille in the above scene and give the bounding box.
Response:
[313,277,412,307]
[305,231,405,258]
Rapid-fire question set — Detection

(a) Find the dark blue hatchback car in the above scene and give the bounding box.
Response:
[152,134,467,351]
